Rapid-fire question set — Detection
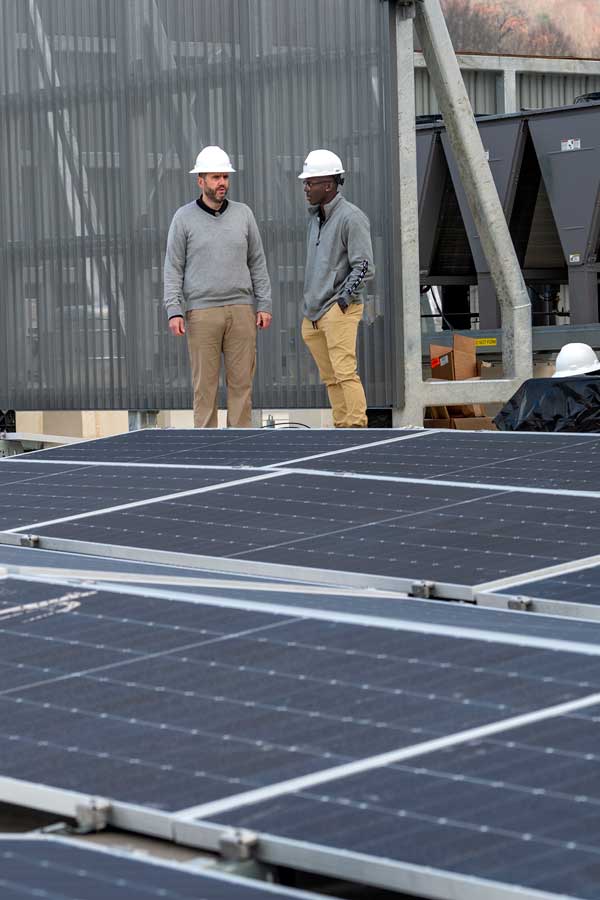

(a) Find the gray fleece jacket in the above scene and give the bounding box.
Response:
[303,193,374,321]
[163,199,272,319]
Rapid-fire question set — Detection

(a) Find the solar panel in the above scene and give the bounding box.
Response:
[0,836,330,900]
[210,706,600,900]
[3,430,599,611]
[22,473,600,597]
[0,459,271,532]
[288,430,600,493]
[13,427,413,468]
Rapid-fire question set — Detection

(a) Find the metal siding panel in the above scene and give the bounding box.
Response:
[0,0,393,411]
[415,66,438,116]
[415,67,499,116]
[518,72,600,110]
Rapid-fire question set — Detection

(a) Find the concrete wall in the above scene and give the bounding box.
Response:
[16,408,334,436]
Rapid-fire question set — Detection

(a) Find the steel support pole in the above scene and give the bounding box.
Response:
[390,2,424,427]
[414,0,532,384]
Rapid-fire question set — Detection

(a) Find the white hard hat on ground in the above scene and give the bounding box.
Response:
[298,149,345,180]
[189,146,235,174]
[552,342,600,377]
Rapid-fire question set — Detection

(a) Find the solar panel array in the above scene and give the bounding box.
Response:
[2,570,600,898]
[8,575,595,812]
[1,427,600,900]
[2,428,599,611]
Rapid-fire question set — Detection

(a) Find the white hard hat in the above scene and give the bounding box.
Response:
[298,149,345,180]
[189,146,235,174]
[552,342,600,377]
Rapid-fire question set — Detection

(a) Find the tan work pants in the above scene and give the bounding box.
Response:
[186,305,256,428]
[301,302,367,428]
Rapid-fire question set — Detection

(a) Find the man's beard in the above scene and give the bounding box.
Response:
[204,185,227,205]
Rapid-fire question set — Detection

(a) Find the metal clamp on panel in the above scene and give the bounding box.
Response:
[19,535,40,548]
[219,828,259,861]
[74,797,111,833]
[507,596,533,612]
[410,580,436,599]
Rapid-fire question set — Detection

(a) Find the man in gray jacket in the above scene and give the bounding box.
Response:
[299,149,373,428]
[164,146,272,428]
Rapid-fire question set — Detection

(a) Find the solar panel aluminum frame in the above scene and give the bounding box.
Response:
[475,590,600,620]
[0,776,175,841]
[171,820,567,900]
[7,524,600,619]
[5,531,600,616]
[0,531,476,600]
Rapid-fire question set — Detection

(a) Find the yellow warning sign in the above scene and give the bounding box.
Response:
[475,337,497,347]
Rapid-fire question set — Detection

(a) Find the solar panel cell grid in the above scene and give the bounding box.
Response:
[14,427,407,467]
[294,430,600,492]
[213,711,600,898]
[0,461,261,532]
[34,474,600,588]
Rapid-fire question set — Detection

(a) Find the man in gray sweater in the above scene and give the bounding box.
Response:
[164,146,272,428]
[299,149,373,428]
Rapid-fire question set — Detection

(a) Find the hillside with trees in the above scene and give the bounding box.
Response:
[441,0,600,58]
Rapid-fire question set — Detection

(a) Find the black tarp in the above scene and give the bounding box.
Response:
[495,377,600,432]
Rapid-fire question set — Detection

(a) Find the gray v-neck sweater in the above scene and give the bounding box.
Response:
[163,199,272,318]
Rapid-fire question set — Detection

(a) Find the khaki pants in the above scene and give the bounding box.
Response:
[186,305,256,428]
[301,302,367,428]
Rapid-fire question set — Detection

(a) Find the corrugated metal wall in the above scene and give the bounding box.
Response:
[415,67,499,116]
[518,73,600,110]
[0,0,393,411]
[416,67,600,118]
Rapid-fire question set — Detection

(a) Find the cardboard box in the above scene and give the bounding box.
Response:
[427,336,496,427]
[450,416,496,430]
[478,360,503,379]
[446,403,486,418]
[426,405,450,420]
[429,334,478,381]
[424,416,496,431]
[424,419,452,429]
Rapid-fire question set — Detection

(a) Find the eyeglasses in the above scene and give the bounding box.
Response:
[303,179,333,189]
